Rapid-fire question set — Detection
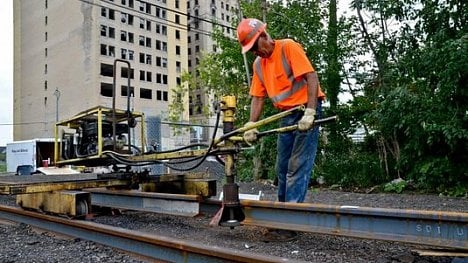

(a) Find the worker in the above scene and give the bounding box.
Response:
[237,18,326,241]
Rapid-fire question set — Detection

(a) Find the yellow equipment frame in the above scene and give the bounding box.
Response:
[54,106,145,166]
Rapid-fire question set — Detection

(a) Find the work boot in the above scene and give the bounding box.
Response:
[262,229,297,242]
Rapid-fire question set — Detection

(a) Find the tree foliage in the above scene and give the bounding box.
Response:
[176,0,467,194]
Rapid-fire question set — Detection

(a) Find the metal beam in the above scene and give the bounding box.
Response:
[85,189,467,249]
[87,188,201,216]
[240,200,468,250]
[0,205,292,263]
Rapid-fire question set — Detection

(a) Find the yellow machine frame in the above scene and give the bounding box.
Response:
[54,106,146,166]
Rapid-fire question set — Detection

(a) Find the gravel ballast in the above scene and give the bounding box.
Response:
[0,161,466,263]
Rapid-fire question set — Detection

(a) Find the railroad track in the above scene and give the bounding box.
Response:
[0,192,466,262]
[0,204,293,263]
[88,188,468,250]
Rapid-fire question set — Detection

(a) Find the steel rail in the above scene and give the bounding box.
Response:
[85,189,467,250]
[239,200,467,250]
[0,205,296,263]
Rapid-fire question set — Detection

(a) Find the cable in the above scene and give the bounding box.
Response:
[162,103,222,171]
[74,0,220,38]
[99,0,237,31]
[102,104,223,171]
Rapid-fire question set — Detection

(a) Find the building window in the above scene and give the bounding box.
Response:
[121,85,134,97]
[155,24,167,35]
[155,40,167,52]
[109,9,115,20]
[101,25,115,38]
[156,90,161,100]
[139,70,152,81]
[101,25,108,36]
[45,48,48,57]
[121,13,134,25]
[176,46,180,55]
[175,15,180,24]
[147,71,152,82]
[109,27,115,38]
[157,74,168,84]
[155,7,166,19]
[156,90,168,101]
[121,67,134,79]
[159,57,167,68]
[146,37,151,47]
[175,30,180,39]
[140,88,152,99]
[45,16,48,26]
[44,80,48,90]
[176,61,181,72]
[101,44,115,57]
[100,63,114,77]
[44,64,48,74]
[100,83,113,97]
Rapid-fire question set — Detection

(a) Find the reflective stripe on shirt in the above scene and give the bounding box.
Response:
[254,40,306,104]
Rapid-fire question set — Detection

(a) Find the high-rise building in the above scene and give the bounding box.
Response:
[13,0,189,150]
[186,0,237,143]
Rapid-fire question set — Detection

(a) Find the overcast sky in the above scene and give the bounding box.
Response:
[0,0,13,146]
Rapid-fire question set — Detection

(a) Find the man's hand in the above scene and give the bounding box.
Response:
[298,108,316,131]
[243,121,259,145]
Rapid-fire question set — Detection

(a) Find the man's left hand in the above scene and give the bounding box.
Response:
[298,108,316,131]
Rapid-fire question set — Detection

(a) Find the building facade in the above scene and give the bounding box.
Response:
[13,0,189,150]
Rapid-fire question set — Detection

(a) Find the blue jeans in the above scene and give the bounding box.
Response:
[276,101,322,203]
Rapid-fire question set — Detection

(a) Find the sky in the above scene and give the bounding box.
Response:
[0,0,13,146]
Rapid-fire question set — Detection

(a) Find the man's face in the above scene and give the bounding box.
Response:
[250,34,267,57]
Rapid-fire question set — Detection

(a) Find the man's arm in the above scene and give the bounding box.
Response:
[304,71,319,110]
[249,96,265,122]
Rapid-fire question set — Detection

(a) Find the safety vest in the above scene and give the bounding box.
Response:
[253,40,307,104]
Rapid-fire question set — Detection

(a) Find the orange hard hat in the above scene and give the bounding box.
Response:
[236,18,267,54]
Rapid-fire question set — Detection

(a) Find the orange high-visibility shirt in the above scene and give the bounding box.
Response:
[250,39,325,110]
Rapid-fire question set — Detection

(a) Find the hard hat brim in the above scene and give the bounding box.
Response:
[241,23,267,54]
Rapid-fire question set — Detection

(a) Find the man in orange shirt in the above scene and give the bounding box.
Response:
[237,18,325,205]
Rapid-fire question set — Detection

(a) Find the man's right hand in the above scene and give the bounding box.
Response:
[243,121,259,145]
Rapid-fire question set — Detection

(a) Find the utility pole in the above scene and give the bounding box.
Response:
[53,88,60,122]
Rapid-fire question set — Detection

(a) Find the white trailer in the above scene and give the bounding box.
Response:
[6,138,55,174]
